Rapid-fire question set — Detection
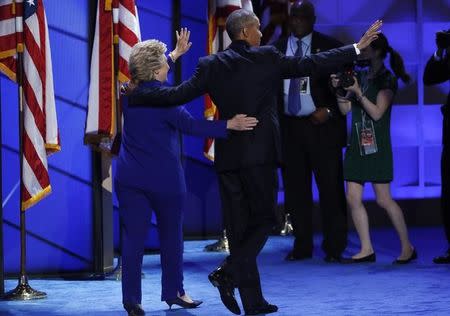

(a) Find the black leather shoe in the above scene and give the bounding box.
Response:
[350,253,376,263]
[433,251,450,264]
[245,303,278,315]
[165,297,203,309]
[285,251,312,261]
[393,249,417,264]
[123,303,145,316]
[208,268,241,315]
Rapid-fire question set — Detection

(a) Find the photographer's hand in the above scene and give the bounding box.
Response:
[344,76,362,97]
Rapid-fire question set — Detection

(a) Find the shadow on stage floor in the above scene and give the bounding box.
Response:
[2,227,450,315]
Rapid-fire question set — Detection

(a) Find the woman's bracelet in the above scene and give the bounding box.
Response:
[356,94,365,103]
[168,52,176,62]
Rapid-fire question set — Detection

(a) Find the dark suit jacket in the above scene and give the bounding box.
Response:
[129,40,357,171]
[423,53,450,145]
[274,31,348,148]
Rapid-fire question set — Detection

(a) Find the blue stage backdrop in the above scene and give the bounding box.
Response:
[1,0,450,274]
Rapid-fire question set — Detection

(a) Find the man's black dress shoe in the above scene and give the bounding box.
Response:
[350,253,376,263]
[165,297,203,309]
[285,251,312,261]
[393,249,417,264]
[208,268,241,315]
[433,250,450,264]
[123,303,145,316]
[245,303,278,315]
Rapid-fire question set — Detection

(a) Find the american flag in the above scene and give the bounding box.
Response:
[85,0,140,150]
[0,0,59,210]
[204,0,253,161]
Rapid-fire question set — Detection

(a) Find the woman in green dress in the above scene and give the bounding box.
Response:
[331,33,416,264]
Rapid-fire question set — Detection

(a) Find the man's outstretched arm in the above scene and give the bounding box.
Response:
[278,20,383,79]
[129,58,209,107]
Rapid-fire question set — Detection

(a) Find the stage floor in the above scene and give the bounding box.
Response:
[2,227,450,315]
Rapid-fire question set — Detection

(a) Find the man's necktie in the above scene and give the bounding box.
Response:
[287,39,303,115]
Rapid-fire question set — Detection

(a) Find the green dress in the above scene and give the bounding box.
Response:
[343,67,398,183]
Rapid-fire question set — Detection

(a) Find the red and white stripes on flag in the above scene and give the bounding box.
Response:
[85,0,140,148]
[0,0,59,210]
[0,0,21,81]
[204,0,253,161]
[116,0,140,83]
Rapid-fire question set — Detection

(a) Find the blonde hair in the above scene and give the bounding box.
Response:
[128,39,167,85]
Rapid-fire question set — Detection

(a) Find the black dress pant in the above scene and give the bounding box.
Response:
[282,120,347,257]
[218,165,278,309]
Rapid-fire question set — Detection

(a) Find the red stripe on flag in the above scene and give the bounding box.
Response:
[21,184,32,203]
[36,3,47,113]
[0,33,17,51]
[23,132,50,190]
[118,22,138,46]
[120,0,136,13]
[118,55,129,78]
[22,75,46,137]
[23,25,46,81]
[0,3,14,20]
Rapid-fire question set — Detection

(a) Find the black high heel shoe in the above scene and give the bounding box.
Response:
[165,297,203,309]
[393,249,417,264]
[351,253,376,263]
[123,303,145,316]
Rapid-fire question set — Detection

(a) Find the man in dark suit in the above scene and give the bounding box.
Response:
[274,1,348,263]
[132,11,381,315]
[423,29,450,264]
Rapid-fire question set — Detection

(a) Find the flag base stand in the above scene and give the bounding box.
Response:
[2,275,46,300]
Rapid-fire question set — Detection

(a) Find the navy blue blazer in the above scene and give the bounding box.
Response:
[115,80,227,194]
[127,41,357,171]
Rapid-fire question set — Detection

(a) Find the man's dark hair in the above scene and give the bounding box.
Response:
[226,9,258,41]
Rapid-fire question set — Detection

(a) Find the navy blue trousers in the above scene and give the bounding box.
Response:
[115,182,186,304]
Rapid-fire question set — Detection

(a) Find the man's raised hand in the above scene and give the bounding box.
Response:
[356,20,382,51]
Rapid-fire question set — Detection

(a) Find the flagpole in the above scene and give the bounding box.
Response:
[2,44,46,302]
[108,0,128,281]
[2,0,46,301]
[111,11,123,279]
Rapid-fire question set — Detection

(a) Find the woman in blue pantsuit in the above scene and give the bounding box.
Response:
[115,30,258,316]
